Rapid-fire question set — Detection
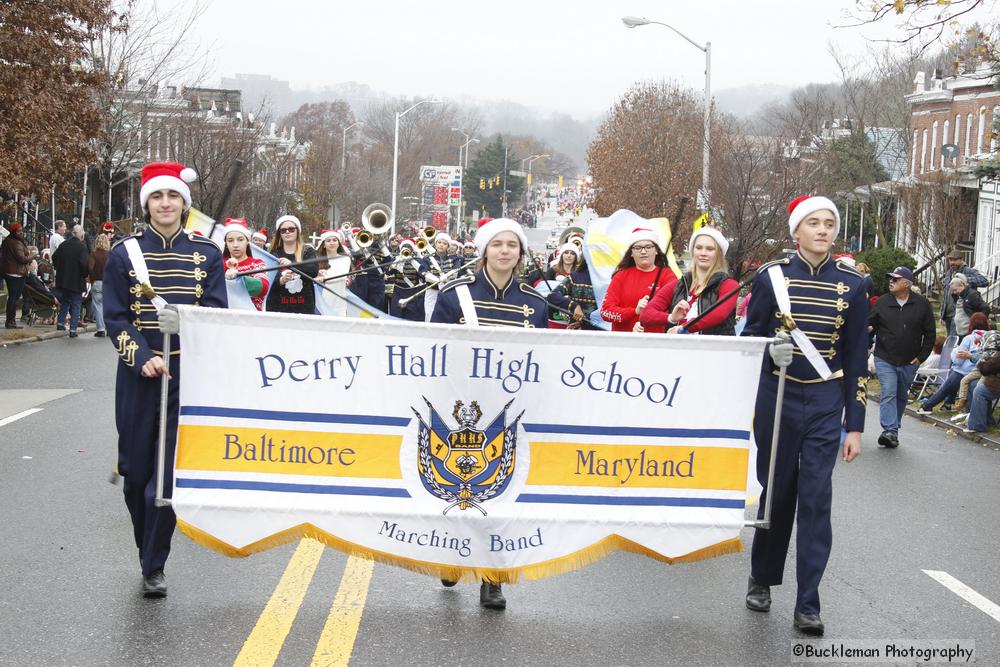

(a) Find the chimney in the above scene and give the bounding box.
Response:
[913,71,926,92]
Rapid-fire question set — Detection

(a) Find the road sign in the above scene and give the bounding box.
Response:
[509,170,527,177]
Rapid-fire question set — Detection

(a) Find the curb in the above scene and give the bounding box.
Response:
[1,323,98,347]
[870,391,1000,450]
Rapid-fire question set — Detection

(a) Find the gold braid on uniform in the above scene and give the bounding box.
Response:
[116,331,139,367]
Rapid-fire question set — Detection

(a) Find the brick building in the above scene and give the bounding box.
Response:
[901,64,1000,279]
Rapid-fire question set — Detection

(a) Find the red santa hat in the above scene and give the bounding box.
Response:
[9,222,22,233]
[274,214,301,233]
[834,253,856,267]
[434,232,452,244]
[101,221,114,232]
[318,228,342,245]
[474,217,529,255]
[139,161,197,211]
[463,240,477,250]
[627,227,661,251]
[787,195,840,237]
[222,217,252,242]
[252,228,268,243]
[399,238,416,250]
[688,226,730,256]
[550,242,581,267]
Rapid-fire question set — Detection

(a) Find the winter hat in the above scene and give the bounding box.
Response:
[463,240,477,250]
[626,227,661,251]
[550,242,581,267]
[434,232,452,244]
[318,228,342,245]
[9,222,22,233]
[252,229,268,243]
[139,161,197,211]
[688,226,730,256]
[101,221,114,233]
[222,217,252,243]
[787,195,840,237]
[834,253,855,267]
[274,214,301,233]
[474,217,529,255]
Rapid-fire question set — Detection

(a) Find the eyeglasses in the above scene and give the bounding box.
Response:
[279,227,297,234]
[631,244,656,253]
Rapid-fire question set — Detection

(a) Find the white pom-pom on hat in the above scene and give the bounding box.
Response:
[179,167,198,183]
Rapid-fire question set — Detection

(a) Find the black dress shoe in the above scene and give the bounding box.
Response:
[479,582,506,610]
[94,331,107,338]
[884,432,899,448]
[68,331,78,338]
[745,575,771,612]
[793,610,824,636]
[440,578,458,587]
[142,570,167,598]
[877,431,892,447]
[56,324,66,331]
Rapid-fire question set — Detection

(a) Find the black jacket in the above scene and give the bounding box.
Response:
[868,291,936,365]
[52,236,89,292]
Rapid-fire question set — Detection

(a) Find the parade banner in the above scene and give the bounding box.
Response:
[171,306,769,582]
[583,209,683,330]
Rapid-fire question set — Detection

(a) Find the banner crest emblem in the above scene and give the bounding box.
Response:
[411,397,521,515]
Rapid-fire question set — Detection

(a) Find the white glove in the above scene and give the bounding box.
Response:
[158,306,180,334]
[286,274,303,294]
[769,332,793,368]
[424,273,440,285]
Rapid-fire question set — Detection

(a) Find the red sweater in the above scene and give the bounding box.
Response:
[640,276,739,333]
[600,266,677,332]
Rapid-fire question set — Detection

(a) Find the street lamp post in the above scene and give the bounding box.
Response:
[341,121,363,175]
[451,129,479,235]
[525,154,549,205]
[622,16,711,210]
[392,99,441,233]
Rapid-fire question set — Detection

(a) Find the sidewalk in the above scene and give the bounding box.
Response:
[1,321,98,346]
[898,397,1000,451]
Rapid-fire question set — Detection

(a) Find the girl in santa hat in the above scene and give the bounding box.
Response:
[640,226,739,335]
[599,227,677,333]
[315,229,351,317]
[266,215,318,314]
[222,219,269,311]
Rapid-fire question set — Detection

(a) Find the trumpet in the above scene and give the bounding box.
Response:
[414,237,429,253]
[362,203,393,236]
[356,230,374,248]
[400,246,414,258]
[421,225,437,242]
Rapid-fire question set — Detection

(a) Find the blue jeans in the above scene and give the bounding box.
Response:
[56,288,82,332]
[921,370,965,409]
[874,357,919,433]
[966,381,1000,432]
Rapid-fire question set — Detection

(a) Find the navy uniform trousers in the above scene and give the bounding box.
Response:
[116,362,180,576]
[751,373,843,615]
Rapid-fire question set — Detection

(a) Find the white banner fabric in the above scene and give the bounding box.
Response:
[172,306,769,583]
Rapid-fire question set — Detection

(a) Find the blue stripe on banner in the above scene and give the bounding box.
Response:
[179,406,410,427]
[521,423,750,440]
[515,493,745,508]
[175,478,411,497]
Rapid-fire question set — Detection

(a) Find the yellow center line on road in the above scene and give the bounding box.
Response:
[310,556,375,667]
[234,538,325,667]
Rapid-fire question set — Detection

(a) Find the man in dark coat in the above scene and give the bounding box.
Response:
[51,224,89,337]
[867,266,936,448]
[2,223,33,328]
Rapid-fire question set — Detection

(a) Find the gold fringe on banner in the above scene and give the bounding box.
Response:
[177,520,743,584]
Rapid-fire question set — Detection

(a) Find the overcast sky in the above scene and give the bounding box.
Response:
[163,0,991,117]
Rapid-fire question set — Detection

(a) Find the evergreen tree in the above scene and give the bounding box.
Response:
[463,136,523,218]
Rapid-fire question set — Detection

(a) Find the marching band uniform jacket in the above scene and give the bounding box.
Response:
[348,260,387,311]
[104,225,227,578]
[388,252,425,321]
[545,270,598,320]
[431,269,549,328]
[740,251,869,616]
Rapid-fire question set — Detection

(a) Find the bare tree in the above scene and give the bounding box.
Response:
[587,81,713,239]
[87,0,211,217]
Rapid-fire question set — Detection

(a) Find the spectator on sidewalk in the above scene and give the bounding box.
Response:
[868,266,936,448]
[2,223,32,329]
[49,220,67,256]
[89,233,110,337]
[963,332,1000,433]
[946,274,990,340]
[940,249,988,335]
[916,312,992,416]
[52,224,89,337]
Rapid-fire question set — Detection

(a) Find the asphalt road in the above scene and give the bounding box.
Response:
[2,311,999,666]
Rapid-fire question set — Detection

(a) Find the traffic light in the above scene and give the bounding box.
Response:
[480,178,485,189]
[557,175,563,188]
[527,173,532,185]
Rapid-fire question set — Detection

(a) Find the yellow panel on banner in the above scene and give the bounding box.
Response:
[176,425,403,478]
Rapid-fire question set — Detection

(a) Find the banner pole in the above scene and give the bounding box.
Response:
[745,333,789,529]
[154,325,172,507]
